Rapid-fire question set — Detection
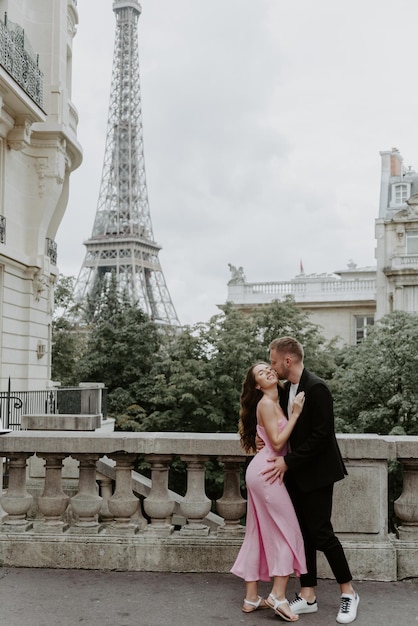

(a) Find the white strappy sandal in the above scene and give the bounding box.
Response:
[267,593,299,622]
[241,595,269,613]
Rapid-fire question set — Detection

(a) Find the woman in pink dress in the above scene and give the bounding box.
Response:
[231,362,307,622]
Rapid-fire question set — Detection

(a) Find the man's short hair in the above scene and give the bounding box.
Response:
[269,336,304,361]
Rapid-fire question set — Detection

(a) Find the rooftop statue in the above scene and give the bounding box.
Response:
[228,264,246,285]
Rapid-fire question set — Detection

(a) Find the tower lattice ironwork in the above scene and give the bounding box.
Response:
[72,0,180,326]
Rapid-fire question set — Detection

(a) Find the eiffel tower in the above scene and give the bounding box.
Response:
[72,0,180,327]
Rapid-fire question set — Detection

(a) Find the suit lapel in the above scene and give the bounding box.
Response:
[296,368,308,394]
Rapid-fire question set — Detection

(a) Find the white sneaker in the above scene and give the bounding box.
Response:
[336,592,360,624]
[289,593,318,614]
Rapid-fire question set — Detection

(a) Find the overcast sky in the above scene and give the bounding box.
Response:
[56,0,418,326]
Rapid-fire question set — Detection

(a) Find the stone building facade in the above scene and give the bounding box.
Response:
[0,0,81,389]
[227,147,418,346]
[226,263,376,346]
[376,147,418,319]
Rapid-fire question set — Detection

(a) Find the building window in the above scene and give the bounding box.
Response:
[392,183,409,205]
[406,230,418,255]
[355,316,374,344]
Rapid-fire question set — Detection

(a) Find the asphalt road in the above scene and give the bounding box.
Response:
[0,568,417,626]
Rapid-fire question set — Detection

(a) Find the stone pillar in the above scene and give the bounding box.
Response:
[70,454,103,532]
[391,437,418,579]
[179,455,211,536]
[36,453,69,531]
[107,453,139,532]
[79,382,104,416]
[394,459,418,538]
[216,458,246,535]
[143,454,175,535]
[0,453,33,531]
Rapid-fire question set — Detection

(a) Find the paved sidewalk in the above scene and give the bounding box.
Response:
[0,568,417,626]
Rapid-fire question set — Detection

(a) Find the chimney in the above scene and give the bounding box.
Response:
[390,147,403,176]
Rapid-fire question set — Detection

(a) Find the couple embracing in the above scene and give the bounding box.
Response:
[231,337,359,624]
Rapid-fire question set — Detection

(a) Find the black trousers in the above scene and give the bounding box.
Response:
[285,477,352,588]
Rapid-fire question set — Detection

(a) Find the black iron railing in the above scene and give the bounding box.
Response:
[46,238,57,265]
[0,382,107,430]
[0,215,5,244]
[0,13,44,108]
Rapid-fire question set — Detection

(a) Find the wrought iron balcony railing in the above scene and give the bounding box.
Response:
[0,13,44,108]
[0,215,5,244]
[46,238,57,265]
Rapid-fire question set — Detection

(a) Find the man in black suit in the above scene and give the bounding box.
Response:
[265,336,359,624]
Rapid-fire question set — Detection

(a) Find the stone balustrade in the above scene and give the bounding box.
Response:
[0,431,417,580]
[227,276,376,305]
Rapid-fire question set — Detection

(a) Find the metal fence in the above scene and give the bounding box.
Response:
[0,386,107,430]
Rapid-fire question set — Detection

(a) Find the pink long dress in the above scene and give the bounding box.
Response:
[231,418,307,582]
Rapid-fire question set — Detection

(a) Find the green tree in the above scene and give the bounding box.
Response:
[54,274,75,311]
[52,275,85,385]
[139,299,333,435]
[141,305,266,435]
[254,296,339,379]
[78,302,162,413]
[202,303,266,432]
[331,311,418,435]
[142,324,212,432]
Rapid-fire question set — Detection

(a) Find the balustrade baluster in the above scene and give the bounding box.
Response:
[106,453,140,532]
[97,473,114,525]
[143,454,174,535]
[0,453,33,531]
[97,469,148,529]
[215,458,246,535]
[70,454,103,532]
[179,455,211,536]
[36,453,69,531]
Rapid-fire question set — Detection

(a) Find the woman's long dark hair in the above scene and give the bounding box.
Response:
[238,362,267,454]
[238,362,284,453]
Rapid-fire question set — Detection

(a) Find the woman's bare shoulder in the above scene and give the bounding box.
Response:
[258,395,277,411]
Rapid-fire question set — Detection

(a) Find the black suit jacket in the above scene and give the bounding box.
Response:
[280,368,347,493]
